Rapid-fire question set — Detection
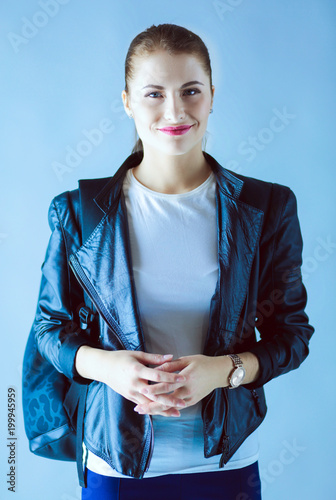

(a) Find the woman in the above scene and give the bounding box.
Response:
[33,24,314,499]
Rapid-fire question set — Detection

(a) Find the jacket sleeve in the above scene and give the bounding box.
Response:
[34,196,96,384]
[246,187,314,388]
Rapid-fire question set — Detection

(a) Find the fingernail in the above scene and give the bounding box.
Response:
[163,354,173,359]
[176,401,185,408]
[176,376,185,382]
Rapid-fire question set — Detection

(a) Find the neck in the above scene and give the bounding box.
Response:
[132,145,212,194]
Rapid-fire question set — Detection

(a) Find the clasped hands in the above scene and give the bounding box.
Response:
[111,351,230,418]
[78,346,258,415]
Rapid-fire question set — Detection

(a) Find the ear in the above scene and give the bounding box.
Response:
[121,90,132,118]
[211,85,215,109]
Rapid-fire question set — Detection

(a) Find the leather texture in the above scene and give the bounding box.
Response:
[33,151,314,478]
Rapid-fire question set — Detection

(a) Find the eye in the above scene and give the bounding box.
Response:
[146,91,163,98]
[183,88,201,96]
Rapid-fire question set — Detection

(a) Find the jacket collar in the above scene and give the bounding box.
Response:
[94,151,244,214]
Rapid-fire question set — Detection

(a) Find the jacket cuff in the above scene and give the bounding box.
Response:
[243,343,277,389]
[59,335,97,385]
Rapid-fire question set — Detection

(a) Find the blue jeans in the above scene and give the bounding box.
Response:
[82,462,262,500]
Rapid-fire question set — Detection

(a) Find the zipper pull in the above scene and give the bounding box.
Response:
[251,389,263,417]
[219,436,230,467]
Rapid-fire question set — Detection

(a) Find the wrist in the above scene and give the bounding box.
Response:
[215,352,260,389]
[239,352,260,385]
[214,356,232,388]
[75,345,106,383]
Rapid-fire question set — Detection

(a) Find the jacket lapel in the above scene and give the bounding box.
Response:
[71,154,145,351]
[203,154,264,351]
[215,190,264,332]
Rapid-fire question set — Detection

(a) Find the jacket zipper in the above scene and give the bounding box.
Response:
[251,389,263,418]
[69,255,128,349]
[219,389,230,468]
[69,254,153,476]
[144,416,154,473]
[219,389,264,467]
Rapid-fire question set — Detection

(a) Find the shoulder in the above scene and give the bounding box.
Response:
[47,176,113,245]
[49,176,111,223]
[224,169,299,236]
[49,188,80,227]
[206,153,294,213]
[227,169,293,211]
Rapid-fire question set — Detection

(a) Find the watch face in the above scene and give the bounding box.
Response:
[231,367,246,387]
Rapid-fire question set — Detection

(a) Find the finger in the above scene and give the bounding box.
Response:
[134,384,191,408]
[133,389,183,407]
[154,359,187,373]
[135,352,174,366]
[139,366,186,385]
[140,381,185,397]
[135,402,181,417]
[139,389,186,409]
[161,408,181,417]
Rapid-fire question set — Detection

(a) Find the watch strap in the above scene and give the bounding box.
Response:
[228,354,243,368]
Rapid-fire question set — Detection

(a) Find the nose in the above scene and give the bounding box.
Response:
[163,94,185,122]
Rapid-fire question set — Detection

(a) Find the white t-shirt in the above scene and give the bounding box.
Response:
[85,168,259,477]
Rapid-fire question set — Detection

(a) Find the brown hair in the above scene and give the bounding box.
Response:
[124,24,213,153]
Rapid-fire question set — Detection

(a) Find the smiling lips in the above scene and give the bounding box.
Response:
[158,125,193,136]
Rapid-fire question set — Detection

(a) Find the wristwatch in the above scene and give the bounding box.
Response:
[227,354,246,389]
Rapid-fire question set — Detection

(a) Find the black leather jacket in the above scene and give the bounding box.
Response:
[34,152,314,478]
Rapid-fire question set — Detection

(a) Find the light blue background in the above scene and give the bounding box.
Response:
[1,1,335,499]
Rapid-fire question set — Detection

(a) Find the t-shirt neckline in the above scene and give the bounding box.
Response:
[127,168,215,199]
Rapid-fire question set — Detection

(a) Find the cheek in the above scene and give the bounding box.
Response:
[129,87,143,108]
[136,102,162,126]
[188,96,211,119]
[193,101,211,129]
[136,107,158,128]
[198,96,212,114]
[133,108,160,139]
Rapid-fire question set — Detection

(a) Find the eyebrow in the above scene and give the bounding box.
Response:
[141,80,205,90]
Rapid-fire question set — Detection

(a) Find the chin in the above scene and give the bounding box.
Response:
[158,145,196,157]
[142,133,203,156]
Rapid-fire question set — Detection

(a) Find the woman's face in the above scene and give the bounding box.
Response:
[122,50,214,157]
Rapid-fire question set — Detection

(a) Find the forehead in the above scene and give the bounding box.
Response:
[130,50,208,87]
